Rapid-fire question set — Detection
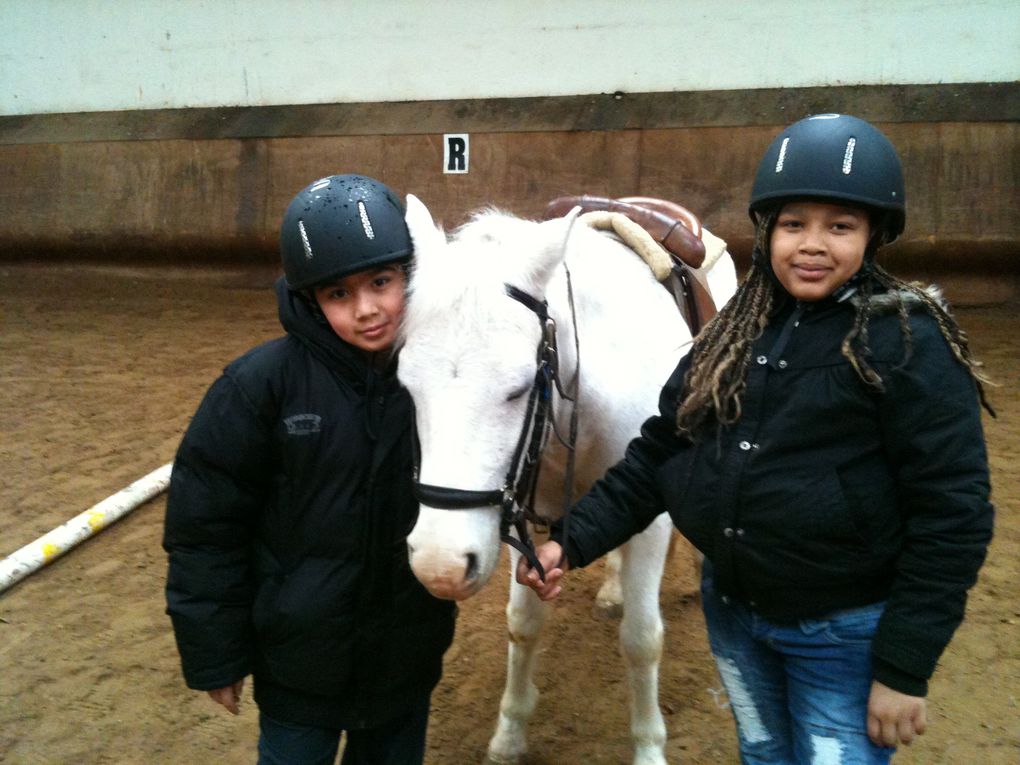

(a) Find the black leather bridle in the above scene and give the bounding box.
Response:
[411,278,580,583]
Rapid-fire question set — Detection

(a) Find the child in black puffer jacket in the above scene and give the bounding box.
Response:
[165,174,456,765]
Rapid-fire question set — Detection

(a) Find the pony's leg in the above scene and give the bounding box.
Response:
[485,548,552,765]
[618,512,672,765]
[595,548,624,617]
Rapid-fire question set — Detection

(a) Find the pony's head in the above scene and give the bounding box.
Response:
[398,195,572,600]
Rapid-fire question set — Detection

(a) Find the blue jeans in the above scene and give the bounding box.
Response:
[701,562,896,765]
[257,696,431,765]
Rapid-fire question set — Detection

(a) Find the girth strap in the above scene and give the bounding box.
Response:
[670,265,718,337]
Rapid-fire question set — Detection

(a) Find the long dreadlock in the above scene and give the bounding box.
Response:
[675,210,778,437]
[675,211,994,437]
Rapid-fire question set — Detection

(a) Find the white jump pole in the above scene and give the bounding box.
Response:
[0,462,173,595]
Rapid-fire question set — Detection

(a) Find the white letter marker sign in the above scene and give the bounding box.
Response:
[444,133,469,174]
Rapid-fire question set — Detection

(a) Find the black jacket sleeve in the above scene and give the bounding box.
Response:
[163,371,274,691]
[553,357,692,568]
[871,316,994,696]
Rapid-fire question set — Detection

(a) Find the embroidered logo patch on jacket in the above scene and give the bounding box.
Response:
[284,414,322,435]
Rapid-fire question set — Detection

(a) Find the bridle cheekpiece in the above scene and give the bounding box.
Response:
[411,280,579,583]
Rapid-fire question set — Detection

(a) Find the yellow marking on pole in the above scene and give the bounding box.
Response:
[87,510,107,531]
[41,542,62,562]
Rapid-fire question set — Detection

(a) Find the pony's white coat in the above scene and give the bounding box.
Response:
[399,196,737,765]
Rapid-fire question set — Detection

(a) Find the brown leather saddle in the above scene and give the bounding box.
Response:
[543,195,718,335]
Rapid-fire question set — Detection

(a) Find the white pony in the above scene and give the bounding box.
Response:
[398,195,737,765]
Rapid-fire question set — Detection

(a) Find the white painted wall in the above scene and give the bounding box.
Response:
[2,0,1017,116]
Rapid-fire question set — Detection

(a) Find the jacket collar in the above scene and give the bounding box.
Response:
[850,283,945,315]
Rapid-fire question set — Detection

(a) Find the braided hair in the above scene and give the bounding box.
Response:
[675,210,994,437]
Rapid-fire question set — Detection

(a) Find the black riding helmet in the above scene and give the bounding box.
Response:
[280,174,412,290]
[749,114,906,244]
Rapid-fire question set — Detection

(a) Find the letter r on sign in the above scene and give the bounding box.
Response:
[444,134,469,174]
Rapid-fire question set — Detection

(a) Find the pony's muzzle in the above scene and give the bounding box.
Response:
[406,542,484,601]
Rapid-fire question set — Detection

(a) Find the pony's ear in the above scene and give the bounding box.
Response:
[528,210,581,292]
[405,194,447,257]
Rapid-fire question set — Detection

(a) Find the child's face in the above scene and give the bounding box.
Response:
[313,265,407,352]
[770,201,871,302]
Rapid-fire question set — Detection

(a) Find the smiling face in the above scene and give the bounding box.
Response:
[313,265,407,352]
[769,201,871,302]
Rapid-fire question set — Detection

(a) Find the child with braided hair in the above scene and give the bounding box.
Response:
[518,114,994,764]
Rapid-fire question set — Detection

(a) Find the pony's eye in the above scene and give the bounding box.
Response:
[506,383,531,402]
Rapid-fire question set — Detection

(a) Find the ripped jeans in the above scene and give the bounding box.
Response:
[701,561,896,765]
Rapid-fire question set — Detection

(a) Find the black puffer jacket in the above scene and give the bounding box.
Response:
[556,287,992,696]
[164,279,456,729]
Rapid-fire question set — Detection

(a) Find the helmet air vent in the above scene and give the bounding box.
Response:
[775,137,790,173]
[358,201,376,240]
[298,219,314,260]
[842,137,857,175]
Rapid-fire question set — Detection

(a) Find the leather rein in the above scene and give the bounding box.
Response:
[411,276,581,584]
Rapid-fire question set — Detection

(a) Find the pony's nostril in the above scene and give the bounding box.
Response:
[464,553,479,582]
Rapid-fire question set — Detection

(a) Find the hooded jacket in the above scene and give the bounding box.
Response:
[164,278,456,729]
[555,286,992,696]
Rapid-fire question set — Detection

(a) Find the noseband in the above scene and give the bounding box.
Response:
[412,279,580,583]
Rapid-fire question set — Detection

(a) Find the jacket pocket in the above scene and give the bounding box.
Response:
[378,611,457,694]
[801,601,885,646]
[751,470,875,584]
[252,558,359,693]
[811,471,869,547]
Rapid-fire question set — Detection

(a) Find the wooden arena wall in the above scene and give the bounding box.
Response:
[0,83,1017,302]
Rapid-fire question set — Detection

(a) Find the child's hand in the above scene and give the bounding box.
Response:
[208,678,245,715]
[515,541,568,601]
[867,680,927,747]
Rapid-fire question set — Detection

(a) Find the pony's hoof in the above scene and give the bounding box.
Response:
[484,753,523,765]
[485,733,526,765]
[633,747,668,765]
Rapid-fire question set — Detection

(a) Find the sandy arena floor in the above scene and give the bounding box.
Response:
[0,263,1017,764]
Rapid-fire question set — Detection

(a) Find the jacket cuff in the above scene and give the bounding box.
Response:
[548,521,578,569]
[872,655,929,697]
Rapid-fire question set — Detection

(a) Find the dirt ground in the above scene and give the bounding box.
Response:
[0,262,1016,765]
